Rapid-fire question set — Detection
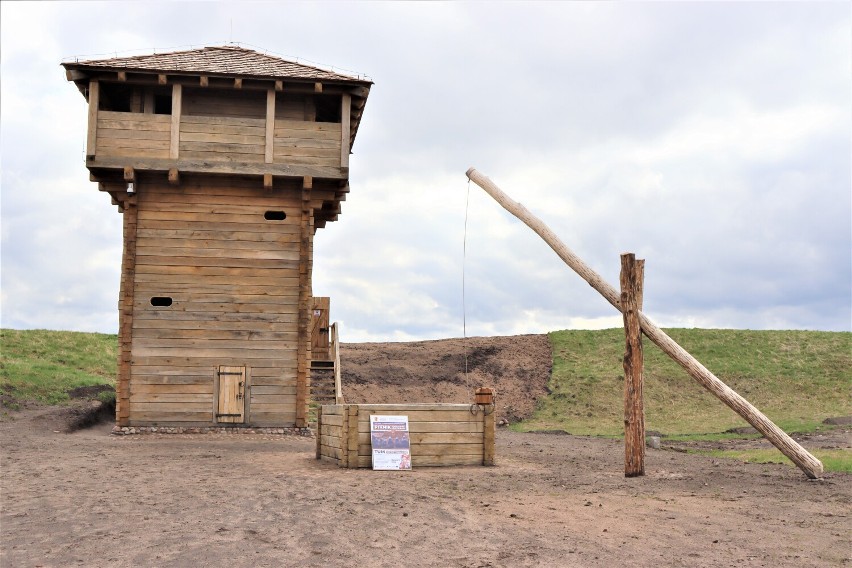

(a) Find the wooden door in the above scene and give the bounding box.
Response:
[217,366,246,424]
[311,297,330,360]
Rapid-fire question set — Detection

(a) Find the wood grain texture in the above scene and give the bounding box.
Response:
[621,253,645,478]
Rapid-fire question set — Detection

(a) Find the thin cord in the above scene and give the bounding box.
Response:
[463,178,471,377]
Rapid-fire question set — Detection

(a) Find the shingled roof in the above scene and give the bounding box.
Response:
[63,45,371,85]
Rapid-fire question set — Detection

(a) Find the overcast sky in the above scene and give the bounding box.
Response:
[1,2,850,341]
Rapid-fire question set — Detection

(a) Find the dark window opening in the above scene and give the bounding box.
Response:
[315,95,342,123]
[264,210,286,221]
[154,94,172,115]
[150,297,173,307]
[98,83,133,112]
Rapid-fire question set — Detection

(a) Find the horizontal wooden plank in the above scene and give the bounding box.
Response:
[273,136,340,150]
[178,150,266,163]
[137,202,300,220]
[134,256,299,270]
[131,327,297,341]
[135,219,302,235]
[357,421,485,434]
[129,412,213,423]
[357,432,484,445]
[137,229,300,243]
[133,337,293,350]
[179,141,265,155]
[181,114,265,128]
[355,454,484,468]
[132,346,295,358]
[359,443,483,457]
[131,311,298,324]
[137,192,302,209]
[131,356,296,368]
[180,131,265,146]
[321,414,344,427]
[129,402,212,412]
[134,300,299,314]
[86,155,347,180]
[135,246,300,262]
[98,137,170,150]
[100,110,171,123]
[320,434,343,448]
[320,424,342,437]
[129,393,214,403]
[133,263,299,278]
[130,384,213,394]
[275,120,341,133]
[134,282,300,296]
[250,385,297,396]
[131,375,214,385]
[320,446,342,460]
[250,394,296,405]
[273,146,339,159]
[96,146,170,159]
[180,122,266,138]
[98,128,170,141]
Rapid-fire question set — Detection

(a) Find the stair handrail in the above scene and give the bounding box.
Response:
[330,322,344,404]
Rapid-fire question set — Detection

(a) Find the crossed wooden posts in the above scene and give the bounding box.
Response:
[466,167,823,479]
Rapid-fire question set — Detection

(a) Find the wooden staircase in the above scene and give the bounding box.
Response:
[309,322,343,406]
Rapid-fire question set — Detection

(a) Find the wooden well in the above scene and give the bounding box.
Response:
[317,403,496,468]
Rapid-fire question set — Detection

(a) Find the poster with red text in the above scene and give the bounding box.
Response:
[370,415,412,470]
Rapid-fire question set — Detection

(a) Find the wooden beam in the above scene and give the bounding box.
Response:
[263,173,273,190]
[275,80,283,92]
[170,83,182,160]
[158,74,168,85]
[143,90,154,114]
[123,167,135,182]
[86,156,349,180]
[265,89,275,164]
[621,253,645,478]
[466,167,824,480]
[117,71,127,82]
[168,168,180,185]
[200,75,209,87]
[234,78,243,89]
[302,176,313,190]
[65,69,87,82]
[340,93,351,170]
[314,82,323,93]
[86,80,99,158]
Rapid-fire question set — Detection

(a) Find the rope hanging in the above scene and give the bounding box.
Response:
[462,178,471,378]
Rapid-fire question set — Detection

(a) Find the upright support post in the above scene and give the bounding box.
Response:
[466,167,823,479]
[621,253,645,477]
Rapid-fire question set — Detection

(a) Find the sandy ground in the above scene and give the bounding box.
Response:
[1,403,849,568]
[2,333,850,567]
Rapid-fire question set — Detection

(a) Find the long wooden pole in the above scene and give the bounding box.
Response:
[621,253,645,477]
[466,167,823,479]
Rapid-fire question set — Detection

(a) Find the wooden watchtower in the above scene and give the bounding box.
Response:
[62,46,370,428]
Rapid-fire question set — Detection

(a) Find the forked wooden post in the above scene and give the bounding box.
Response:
[466,167,823,479]
[621,253,645,477]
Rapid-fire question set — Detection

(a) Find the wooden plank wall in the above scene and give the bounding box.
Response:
[127,174,304,426]
[92,93,340,167]
[97,111,170,159]
[317,404,496,468]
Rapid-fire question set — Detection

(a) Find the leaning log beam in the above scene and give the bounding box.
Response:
[466,167,823,479]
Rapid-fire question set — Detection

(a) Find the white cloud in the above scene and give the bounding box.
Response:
[1,1,849,340]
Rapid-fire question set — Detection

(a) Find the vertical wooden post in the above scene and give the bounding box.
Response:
[315,405,323,460]
[340,94,351,170]
[295,177,313,427]
[116,193,138,426]
[347,405,359,469]
[169,83,182,160]
[86,80,99,158]
[265,88,275,164]
[621,253,645,477]
[483,407,496,466]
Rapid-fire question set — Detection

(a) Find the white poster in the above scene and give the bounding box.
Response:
[370,415,412,470]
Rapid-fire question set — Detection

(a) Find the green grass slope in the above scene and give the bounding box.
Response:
[522,328,851,437]
[0,329,117,406]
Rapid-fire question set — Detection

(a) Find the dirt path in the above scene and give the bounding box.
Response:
[1,405,849,567]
